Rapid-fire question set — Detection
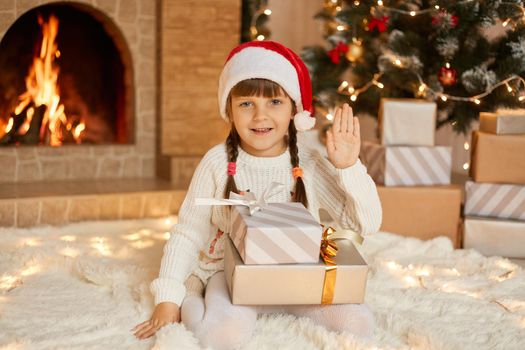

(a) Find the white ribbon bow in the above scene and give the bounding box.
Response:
[195,182,285,215]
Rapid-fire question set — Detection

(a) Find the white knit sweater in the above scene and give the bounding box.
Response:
[151,142,382,306]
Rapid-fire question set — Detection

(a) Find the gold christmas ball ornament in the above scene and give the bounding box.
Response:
[346,41,364,62]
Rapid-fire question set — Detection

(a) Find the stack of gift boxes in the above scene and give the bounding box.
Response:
[463,111,525,258]
[359,98,462,246]
[222,202,368,305]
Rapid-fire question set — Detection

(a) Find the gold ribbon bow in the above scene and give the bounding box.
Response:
[319,225,363,305]
[320,225,337,305]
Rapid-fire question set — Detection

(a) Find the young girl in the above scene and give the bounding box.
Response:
[132,41,382,349]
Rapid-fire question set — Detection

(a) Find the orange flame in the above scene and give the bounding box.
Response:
[6,15,84,145]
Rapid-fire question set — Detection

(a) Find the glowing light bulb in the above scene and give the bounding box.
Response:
[464,142,470,150]
[463,162,470,170]
[348,86,355,94]
[473,99,481,105]
[256,35,265,41]
[394,59,402,66]
[326,114,334,121]
[350,94,357,101]
[337,25,345,31]
[519,96,525,101]
[445,62,451,69]
[435,5,440,9]
[339,81,349,89]
[263,9,272,15]
[410,11,416,16]
[376,82,384,89]
[378,0,383,6]
[418,84,426,92]
[441,95,448,102]
[503,19,510,27]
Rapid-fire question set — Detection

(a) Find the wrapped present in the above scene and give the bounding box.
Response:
[464,181,525,221]
[224,230,368,305]
[360,141,452,186]
[196,182,323,264]
[463,217,525,258]
[479,111,525,135]
[230,202,322,264]
[470,131,525,184]
[378,185,462,247]
[379,98,436,146]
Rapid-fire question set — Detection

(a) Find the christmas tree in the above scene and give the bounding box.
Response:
[302,0,525,133]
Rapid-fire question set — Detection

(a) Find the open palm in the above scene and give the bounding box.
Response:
[326,103,361,169]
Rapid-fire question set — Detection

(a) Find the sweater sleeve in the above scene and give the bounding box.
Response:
[150,151,218,307]
[312,152,382,236]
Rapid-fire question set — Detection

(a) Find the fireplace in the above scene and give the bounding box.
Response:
[0,4,133,146]
[0,0,241,228]
[0,1,155,183]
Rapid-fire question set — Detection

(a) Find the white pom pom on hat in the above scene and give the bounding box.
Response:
[218,41,316,131]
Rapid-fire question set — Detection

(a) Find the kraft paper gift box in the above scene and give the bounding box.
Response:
[470,131,525,185]
[230,202,323,265]
[360,141,452,186]
[464,181,525,221]
[463,217,525,258]
[377,185,462,247]
[379,98,437,146]
[224,236,368,305]
[479,111,525,134]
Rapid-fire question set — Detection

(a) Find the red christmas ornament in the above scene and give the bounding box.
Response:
[327,42,349,64]
[431,12,459,28]
[368,16,389,33]
[439,66,457,86]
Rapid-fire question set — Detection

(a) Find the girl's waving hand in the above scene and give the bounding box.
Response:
[326,103,361,169]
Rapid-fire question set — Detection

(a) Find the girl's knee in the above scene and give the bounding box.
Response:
[195,307,257,350]
[181,295,205,332]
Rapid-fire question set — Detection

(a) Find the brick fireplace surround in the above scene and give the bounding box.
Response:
[0,0,239,227]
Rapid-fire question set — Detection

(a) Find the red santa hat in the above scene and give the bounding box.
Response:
[218,41,316,131]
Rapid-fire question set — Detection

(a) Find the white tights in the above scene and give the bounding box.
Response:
[181,272,375,350]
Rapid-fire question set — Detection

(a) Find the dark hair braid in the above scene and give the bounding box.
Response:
[288,122,308,208]
[224,127,240,198]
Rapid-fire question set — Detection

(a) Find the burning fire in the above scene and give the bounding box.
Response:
[1,15,85,146]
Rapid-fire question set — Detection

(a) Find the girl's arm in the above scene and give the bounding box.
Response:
[150,151,218,307]
[313,103,382,235]
[313,154,382,235]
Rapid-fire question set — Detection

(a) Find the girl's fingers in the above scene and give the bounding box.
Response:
[332,107,342,133]
[131,321,149,333]
[346,105,354,135]
[340,104,348,134]
[353,117,360,138]
[134,324,154,339]
[140,326,159,340]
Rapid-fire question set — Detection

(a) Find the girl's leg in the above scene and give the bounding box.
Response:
[181,272,258,350]
[284,303,375,339]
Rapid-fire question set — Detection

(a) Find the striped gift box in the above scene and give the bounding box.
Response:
[360,142,452,186]
[230,202,322,265]
[464,181,525,221]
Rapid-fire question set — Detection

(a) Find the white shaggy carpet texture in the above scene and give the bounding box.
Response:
[0,217,524,350]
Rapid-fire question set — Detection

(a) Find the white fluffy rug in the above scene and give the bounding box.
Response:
[0,217,524,350]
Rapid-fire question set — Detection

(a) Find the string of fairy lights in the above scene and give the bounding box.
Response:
[329,0,525,107]
[249,3,272,41]
[325,0,525,172]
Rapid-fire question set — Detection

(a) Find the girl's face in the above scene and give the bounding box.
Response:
[230,90,293,157]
